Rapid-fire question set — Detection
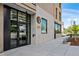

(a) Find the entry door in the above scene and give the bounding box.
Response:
[10,8,31,48]
[18,12,27,46]
[4,6,31,51]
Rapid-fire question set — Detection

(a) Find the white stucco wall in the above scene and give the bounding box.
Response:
[36,6,54,45]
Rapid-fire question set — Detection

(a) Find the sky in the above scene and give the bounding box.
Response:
[62,3,79,28]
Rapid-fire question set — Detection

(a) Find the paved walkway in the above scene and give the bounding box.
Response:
[0,37,79,56]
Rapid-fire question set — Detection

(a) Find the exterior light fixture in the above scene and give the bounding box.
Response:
[37,16,41,24]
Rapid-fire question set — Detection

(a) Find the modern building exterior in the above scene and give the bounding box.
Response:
[53,3,62,38]
[0,3,62,52]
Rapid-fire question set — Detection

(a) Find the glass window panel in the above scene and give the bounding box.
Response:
[19,23,27,45]
[18,11,27,45]
[54,23,61,33]
[10,9,18,48]
[41,18,47,34]
[10,9,17,21]
[18,12,26,23]
[10,9,31,48]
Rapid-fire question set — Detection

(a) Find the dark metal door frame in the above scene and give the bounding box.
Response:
[4,6,10,51]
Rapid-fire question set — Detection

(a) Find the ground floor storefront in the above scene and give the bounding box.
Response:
[0,3,62,52]
[4,5,31,51]
[0,3,36,52]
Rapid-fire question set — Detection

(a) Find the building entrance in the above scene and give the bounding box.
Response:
[4,6,31,51]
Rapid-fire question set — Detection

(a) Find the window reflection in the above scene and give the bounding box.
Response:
[41,18,47,34]
[55,22,61,33]
[10,9,31,48]
[19,24,26,37]
[18,12,26,22]
[18,12,27,45]
[10,9,18,48]
[11,9,17,21]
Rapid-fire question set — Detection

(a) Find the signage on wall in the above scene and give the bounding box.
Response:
[37,16,41,24]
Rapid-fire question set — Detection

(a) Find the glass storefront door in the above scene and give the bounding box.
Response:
[4,6,31,51]
[18,12,27,45]
[10,9,18,48]
[10,8,31,49]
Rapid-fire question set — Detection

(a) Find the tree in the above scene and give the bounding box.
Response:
[71,25,79,41]
[64,25,79,41]
[71,25,79,35]
[64,26,73,34]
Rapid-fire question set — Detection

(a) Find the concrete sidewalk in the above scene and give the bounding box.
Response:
[0,37,79,56]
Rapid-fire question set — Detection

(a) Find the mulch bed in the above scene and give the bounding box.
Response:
[67,38,79,46]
